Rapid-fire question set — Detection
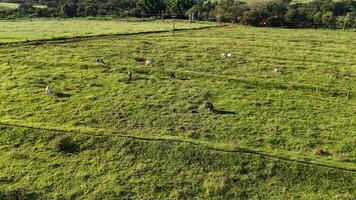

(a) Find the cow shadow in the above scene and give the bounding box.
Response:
[55,92,71,98]
[214,110,236,115]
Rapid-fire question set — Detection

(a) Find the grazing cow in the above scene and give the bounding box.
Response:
[221,52,233,58]
[96,57,105,65]
[46,86,52,95]
[274,68,283,74]
[205,102,214,111]
[314,149,327,156]
[145,60,152,66]
[128,70,133,81]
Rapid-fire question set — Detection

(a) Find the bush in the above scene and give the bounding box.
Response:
[52,136,79,153]
[203,171,229,196]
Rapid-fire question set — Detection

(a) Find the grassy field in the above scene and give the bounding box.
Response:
[0,2,46,10]
[0,20,355,199]
[0,19,216,43]
[0,2,18,10]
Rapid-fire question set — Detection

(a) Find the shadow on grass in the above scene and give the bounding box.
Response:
[214,110,236,115]
[54,92,71,98]
[53,136,80,154]
[0,188,40,200]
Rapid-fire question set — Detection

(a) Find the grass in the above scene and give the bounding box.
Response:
[0,2,18,10]
[0,2,48,10]
[0,20,355,199]
[0,125,355,199]
[33,5,47,9]
[0,18,217,43]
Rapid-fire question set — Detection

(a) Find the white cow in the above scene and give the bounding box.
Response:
[46,86,52,95]
[221,52,228,58]
[221,52,233,58]
[274,68,283,74]
[145,60,152,66]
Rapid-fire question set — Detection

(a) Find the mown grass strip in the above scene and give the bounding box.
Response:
[0,24,226,46]
[1,120,355,173]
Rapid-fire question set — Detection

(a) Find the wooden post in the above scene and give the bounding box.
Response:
[172,19,176,36]
[8,60,12,77]
[189,13,191,28]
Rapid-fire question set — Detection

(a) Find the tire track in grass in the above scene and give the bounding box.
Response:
[0,120,355,173]
[130,66,356,99]
[4,59,354,99]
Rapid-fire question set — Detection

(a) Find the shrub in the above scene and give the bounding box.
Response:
[203,171,229,196]
[0,188,38,200]
[314,149,329,156]
[52,136,79,153]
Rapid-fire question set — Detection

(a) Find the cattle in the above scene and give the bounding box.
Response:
[128,70,133,81]
[145,60,152,66]
[46,86,52,95]
[274,68,283,74]
[205,102,214,111]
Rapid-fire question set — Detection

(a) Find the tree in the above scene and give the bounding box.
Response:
[313,11,322,26]
[320,0,335,13]
[345,11,356,29]
[265,0,292,26]
[336,15,347,29]
[136,0,165,16]
[59,3,77,17]
[186,0,216,20]
[17,3,36,16]
[284,2,316,28]
[214,0,247,23]
[168,0,196,17]
[322,11,335,28]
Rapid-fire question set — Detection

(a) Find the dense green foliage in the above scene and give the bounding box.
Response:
[1,0,356,29]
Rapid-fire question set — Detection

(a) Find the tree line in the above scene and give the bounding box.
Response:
[1,0,356,29]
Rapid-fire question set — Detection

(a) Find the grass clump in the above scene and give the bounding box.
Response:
[52,136,79,153]
[203,171,229,196]
[0,188,39,200]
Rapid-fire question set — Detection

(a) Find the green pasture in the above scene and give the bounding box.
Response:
[0,18,216,43]
[0,20,355,199]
